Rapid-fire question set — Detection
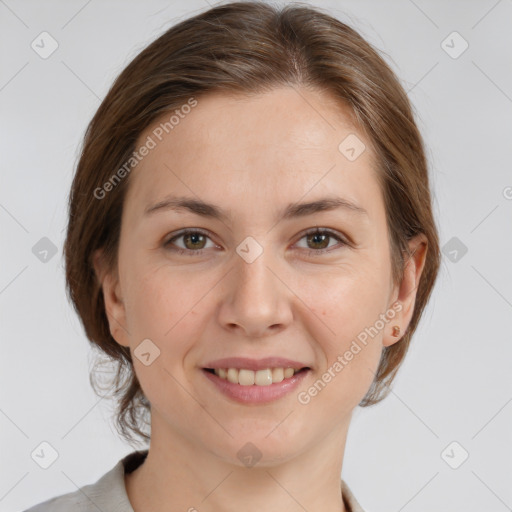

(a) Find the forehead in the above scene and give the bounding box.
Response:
[124,87,382,223]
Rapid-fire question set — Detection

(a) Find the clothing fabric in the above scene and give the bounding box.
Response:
[24,449,366,511]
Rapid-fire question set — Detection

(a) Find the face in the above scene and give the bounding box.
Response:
[95,86,426,466]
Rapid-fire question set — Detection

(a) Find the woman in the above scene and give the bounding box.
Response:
[25,1,440,511]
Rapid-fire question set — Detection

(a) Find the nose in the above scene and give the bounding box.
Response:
[217,246,294,338]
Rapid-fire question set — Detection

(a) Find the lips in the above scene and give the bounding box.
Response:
[202,364,311,403]
[203,356,311,372]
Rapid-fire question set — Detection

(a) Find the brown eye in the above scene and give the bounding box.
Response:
[306,232,330,250]
[295,228,347,255]
[164,227,347,257]
[182,232,207,250]
[164,229,215,255]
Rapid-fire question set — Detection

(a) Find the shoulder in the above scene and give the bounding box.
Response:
[22,490,89,512]
[22,450,148,512]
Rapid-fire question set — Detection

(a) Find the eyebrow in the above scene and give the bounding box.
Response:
[144,195,368,222]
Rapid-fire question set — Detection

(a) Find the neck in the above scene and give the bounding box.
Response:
[125,411,351,512]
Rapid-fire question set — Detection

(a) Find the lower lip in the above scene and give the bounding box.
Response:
[202,368,310,404]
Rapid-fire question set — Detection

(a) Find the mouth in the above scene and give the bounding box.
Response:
[201,365,311,404]
[203,366,310,386]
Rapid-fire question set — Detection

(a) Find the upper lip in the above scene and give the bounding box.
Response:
[203,357,311,371]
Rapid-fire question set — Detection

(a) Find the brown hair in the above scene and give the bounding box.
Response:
[64,1,441,446]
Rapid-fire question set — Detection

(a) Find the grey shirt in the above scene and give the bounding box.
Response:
[24,450,366,512]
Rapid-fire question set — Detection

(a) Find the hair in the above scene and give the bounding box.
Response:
[64,0,441,447]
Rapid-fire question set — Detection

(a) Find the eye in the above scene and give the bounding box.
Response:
[163,227,347,257]
[295,227,347,256]
[164,228,217,256]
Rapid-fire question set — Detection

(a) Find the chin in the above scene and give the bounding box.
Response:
[208,429,306,468]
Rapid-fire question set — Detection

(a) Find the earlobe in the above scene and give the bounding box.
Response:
[92,248,130,347]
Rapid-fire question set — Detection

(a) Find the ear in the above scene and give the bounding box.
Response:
[382,233,428,348]
[92,248,130,348]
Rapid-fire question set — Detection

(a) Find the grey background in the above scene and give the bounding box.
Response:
[1,1,511,511]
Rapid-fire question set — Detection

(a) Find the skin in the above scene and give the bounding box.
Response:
[94,86,427,512]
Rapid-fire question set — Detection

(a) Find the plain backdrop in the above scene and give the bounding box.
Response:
[1,1,511,511]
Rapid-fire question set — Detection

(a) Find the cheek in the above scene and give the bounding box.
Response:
[123,265,217,385]
[123,268,206,412]
[299,267,388,405]
[305,264,389,341]
[124,265,203,338]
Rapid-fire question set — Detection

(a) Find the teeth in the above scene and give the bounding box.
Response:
[212,367,303,386]
[272,368,284,383]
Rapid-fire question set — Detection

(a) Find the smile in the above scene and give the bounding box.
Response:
[205,367,307,385]
[202,367,311,404]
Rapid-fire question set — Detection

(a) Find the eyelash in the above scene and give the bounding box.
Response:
[164,227,348,257]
